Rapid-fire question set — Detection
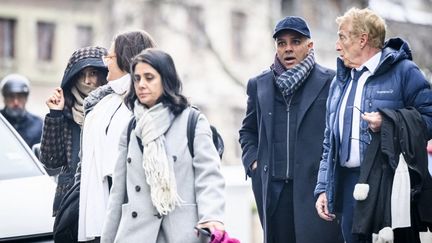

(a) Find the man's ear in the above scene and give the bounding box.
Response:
[307,40,314,49]
[359,33,368,49]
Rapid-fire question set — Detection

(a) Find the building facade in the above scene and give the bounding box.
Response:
[0,0,110,85]
[1,0,431,165]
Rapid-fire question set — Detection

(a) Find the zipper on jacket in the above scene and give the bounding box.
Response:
[271,70,294,179]
[285,95,293,179]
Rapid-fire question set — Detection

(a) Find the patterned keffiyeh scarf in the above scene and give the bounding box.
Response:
[273,49,315,101]
[71,81,98,126]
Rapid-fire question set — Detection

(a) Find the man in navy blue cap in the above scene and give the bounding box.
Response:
[239,16,343,243]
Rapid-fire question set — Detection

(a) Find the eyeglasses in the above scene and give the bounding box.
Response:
[102,54,116,66]
[350,133,372,145]
[346,105,372,144]
[346,105,365,115]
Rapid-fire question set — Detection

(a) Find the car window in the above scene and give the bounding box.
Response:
[0,119,42,180]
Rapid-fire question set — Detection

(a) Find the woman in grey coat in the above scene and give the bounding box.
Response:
[101,49,225,243]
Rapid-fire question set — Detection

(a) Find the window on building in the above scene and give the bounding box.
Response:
[0,18,16,58]
[37,21,55,61]
[188,5,207,49]
[231,11,247,58]
[76,25,93,48]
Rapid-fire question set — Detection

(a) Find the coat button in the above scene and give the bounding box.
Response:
[263,165,268,172]
[127,157,131,163]
[172,155,177,162]
[135,185,141,192]
[132,211,138,218]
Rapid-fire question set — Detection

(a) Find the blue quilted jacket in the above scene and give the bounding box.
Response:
[315,38,432,213]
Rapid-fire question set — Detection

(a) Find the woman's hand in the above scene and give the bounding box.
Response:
[196,220,224,236]
[46,87,65,110]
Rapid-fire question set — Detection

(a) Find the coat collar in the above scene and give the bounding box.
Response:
[295,64,329,130]
[256,64,331,140]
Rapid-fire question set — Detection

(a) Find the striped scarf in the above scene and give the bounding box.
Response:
[273,49,315,101]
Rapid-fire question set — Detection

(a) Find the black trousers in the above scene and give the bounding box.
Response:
[269,180,296,243]
[340,167,372,243]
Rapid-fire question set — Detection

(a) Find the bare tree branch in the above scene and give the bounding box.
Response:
[145,0,246,88]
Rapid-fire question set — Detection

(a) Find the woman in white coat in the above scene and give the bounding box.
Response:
[77,30,156,242]
[101,49,225,243]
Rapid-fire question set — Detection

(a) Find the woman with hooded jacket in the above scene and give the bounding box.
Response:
[40,46,108,216]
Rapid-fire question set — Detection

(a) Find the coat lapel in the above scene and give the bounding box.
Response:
[296,65,329,130]
[257,73,275,148]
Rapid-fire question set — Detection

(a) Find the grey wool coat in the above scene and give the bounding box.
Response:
[101,107,225,243]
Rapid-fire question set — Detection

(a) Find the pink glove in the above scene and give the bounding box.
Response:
[210,229,240,243]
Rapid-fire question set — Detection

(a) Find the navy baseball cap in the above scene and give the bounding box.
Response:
[273,16,311,39]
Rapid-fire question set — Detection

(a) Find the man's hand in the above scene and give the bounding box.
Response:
[251,160,258,171]
[316,193,336,221]
[362,111,382,132]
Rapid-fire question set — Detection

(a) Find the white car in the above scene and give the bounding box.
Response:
[0,114,56,242]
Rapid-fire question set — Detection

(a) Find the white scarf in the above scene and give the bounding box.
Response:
[391,154,411,229]
[133,101,182,215]
[78,74,132,241]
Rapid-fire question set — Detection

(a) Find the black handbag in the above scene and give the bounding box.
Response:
[53,182,80,243]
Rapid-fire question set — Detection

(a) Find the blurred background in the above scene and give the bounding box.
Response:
[0,0,431,242]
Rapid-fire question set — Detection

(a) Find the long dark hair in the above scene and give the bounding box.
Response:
[113,30,157,73]
[125,49,189,115]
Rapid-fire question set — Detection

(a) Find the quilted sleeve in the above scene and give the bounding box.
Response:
[40,112,68,169]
